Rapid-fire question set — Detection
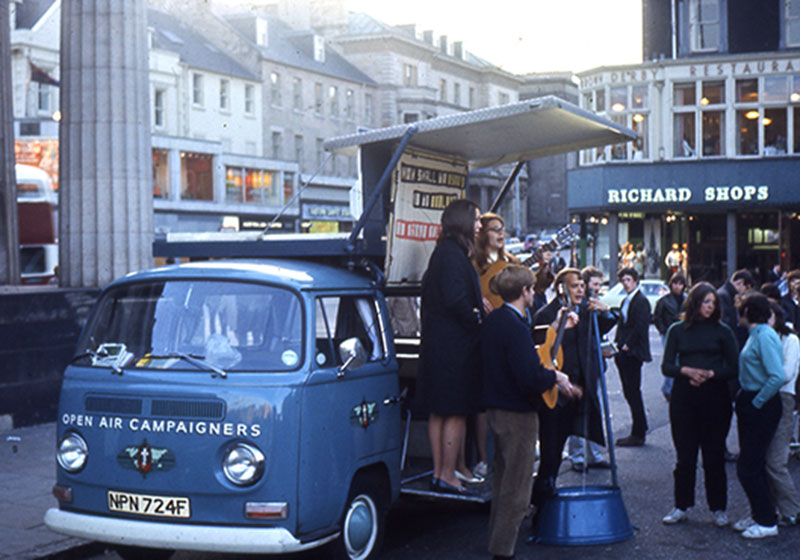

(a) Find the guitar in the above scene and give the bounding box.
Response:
[536,289,571,409]
[478,223,579,310]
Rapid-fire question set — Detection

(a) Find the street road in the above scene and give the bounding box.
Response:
[85,326,799,560]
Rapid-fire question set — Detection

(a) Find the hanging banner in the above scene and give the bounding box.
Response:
[386,148,468,285]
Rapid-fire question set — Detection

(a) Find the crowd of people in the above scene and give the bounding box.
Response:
[416,200,799,559]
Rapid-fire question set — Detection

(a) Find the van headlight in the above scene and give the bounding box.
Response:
[222,443,265,486]
[56,432,88,472]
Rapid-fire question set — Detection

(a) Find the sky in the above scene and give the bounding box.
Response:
[346,0,643,74]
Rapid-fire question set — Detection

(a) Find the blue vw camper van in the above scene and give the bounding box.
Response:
[45,99,636,559]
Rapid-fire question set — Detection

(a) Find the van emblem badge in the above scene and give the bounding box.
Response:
[117,439,176,477]
[350,399,378,429]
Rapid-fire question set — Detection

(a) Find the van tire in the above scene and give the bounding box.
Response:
[114,545,174,560]
[330,472,387,560]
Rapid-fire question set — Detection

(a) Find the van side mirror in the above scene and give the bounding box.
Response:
[337,338,367,378]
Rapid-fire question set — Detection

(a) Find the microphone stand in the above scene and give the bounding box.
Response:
[590,293,620,488]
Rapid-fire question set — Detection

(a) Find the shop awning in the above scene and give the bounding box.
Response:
[324,96,638,170]
[29,62,59,86]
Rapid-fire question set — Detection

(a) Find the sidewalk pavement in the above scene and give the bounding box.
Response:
[0,422,101,560]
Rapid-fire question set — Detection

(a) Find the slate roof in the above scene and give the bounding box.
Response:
[148,8,257,81]
[14,0,56,30]
[345,12,500,70]
[226,14,374,85]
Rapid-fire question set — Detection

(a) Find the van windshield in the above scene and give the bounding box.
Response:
[75,280,303,372]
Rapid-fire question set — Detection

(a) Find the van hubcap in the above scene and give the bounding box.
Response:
[344,494,377,559]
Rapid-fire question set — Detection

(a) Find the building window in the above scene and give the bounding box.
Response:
[404,64,418,86]
[225,167,243,203]
[180,152,213,200]
[595,88,606,112]
[736,78,758,103]
[764,75,787,102]
[270,72,281,107]
[153,89,165,128]
[673,82,696,106]
[219,79,229,111]
[152,149,170,199]
[272,131,282,160]
[244,84,254,114]
[610,87,627,112]
[764,107,787,155]
[440,79,447,102]
[192,73,204,106]
[499,92,510,105]
[689,0,719,52]
[293,77,303,111]
[631,85,648,109]
[701,111,724,156]
[37,83,51,113]
[316,138,324,168]
[454,83,461,106]
[632,113,648,159]
[226,167,279,205]
[469,87,476,109]
[284,172,295,204]
[701,80,724,105]
[674,113,696,157]
[364,93,373,125]
[315,82,323,116]
[403,112,419,123]
[610,115,628,160]
[345,89,355,120]
[736,110,759,155]
[787,0,800,46]
[294,134,304,171]
[329,86,339,118]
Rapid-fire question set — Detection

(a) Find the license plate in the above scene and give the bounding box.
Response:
[107,490,191,518]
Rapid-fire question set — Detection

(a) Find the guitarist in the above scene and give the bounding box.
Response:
[474,213,520,314]
[531,268,617,519]
[482,265,574,560]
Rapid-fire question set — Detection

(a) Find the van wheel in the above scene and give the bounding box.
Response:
[114,545,174,560]
[331,473,386,560]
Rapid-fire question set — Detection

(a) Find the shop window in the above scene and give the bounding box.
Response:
[631,85,648,109]
[701,81,724,105]
[689,0,720,52]
[736,110,759,155]
[610,114,627,160]
[595,89,606,112]
[701,111,724,156]
[225,167,243,203]
[152,149,170,199]
[673,82,696,106]
[763,108,787,155]
[632,114,647,160]
[673,113,696,157]
[763,76,787,103]
[610,87,627,112]
[283,172,295,205]
[787,0,800,47]
[181,152,213,201]
[246,169,279,205]
[794,107,800,153]
[736,79,758,103]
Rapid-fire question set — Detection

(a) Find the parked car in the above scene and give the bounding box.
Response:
[599,279,669,315]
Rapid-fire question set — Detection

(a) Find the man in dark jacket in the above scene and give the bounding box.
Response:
[482,265,572,560]
[779,269,800,331]
[717,269,754,350]
[614,267,652,446]
[654,273,686,401]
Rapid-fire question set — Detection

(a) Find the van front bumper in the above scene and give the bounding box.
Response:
[44,508,338,553]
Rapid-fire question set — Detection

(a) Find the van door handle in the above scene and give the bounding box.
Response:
[383,395,402,406]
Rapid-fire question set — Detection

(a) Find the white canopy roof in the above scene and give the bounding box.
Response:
[324,96,638,170]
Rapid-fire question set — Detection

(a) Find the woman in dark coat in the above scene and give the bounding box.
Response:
[419,198,483,495]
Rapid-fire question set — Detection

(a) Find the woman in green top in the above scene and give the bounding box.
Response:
[733,293,785,539]
[660,282,739,528]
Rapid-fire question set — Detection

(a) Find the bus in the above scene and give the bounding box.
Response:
[16,163,58,284]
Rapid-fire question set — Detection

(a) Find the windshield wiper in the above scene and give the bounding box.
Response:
[147,353,227,379]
